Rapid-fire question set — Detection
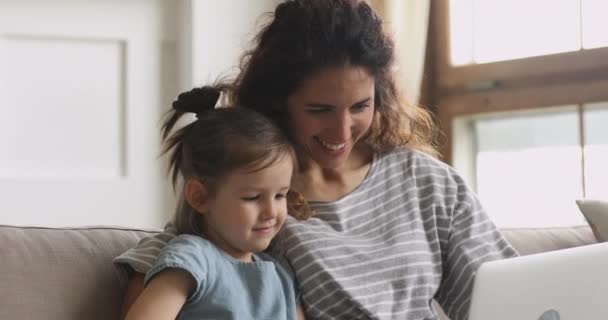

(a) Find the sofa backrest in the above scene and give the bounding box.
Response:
[501,225,597,255]
[0,224,597,320]
[0,225,156,320]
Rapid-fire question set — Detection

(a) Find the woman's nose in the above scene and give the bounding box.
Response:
[333,111,352,141]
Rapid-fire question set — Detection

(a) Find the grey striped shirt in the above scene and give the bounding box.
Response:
[115,148,517,319]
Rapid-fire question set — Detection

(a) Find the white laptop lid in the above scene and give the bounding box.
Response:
[468,242,608,320]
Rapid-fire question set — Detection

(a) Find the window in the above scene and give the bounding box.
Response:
[449,0,608,65]
[433,0,608,227]
[454,106,587,227]
[452,103,608,228]
[584,103,608,200]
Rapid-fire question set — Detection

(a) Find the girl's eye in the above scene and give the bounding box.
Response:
[241,195,260,201]
[275,193,287,200]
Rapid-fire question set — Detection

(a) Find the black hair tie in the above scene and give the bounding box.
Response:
[172,86,221,118]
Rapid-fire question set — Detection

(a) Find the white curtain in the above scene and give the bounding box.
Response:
[367,0,431,104]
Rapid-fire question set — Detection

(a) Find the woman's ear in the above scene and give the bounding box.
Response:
[184,178,209,214]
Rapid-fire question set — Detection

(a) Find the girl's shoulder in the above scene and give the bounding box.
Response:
[168,233,210,248]
[161,234,218,260]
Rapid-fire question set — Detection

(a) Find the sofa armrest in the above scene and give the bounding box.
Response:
[0,225,157,320]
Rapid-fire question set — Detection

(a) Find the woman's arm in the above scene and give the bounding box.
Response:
[124,269,193,320]
[120,272,145,320]
[434,169,518,320]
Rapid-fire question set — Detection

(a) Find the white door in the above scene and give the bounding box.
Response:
[0,0,177,228]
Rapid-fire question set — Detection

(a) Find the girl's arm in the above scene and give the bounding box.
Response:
[125,268,194,320]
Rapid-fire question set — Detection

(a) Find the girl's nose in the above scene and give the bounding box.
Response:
[261,197,279,220]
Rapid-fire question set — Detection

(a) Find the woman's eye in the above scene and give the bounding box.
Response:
[275,193,287,200]
[241,195,260,201]
[352,104,370,112]
[307,109,328,114]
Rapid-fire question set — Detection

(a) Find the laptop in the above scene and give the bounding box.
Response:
[468,242,608,320]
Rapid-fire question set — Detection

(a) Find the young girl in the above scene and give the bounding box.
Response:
[124,86,309,320]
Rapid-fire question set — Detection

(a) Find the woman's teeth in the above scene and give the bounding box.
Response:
[318,138,346,150]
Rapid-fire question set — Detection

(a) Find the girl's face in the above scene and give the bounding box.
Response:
[286,65,375,170]
[201,154,293,262]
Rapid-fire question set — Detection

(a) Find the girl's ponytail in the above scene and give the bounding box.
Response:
[162,86,222,140]
[160,85,222,189]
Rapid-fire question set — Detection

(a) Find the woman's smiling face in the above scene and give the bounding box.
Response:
[286,65,375,170]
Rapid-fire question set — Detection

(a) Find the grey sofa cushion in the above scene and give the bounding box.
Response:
[0,225,156,320]
[501,225,596,256]
[0,224,597,320]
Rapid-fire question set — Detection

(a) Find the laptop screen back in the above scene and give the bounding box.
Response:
[468,242,608,320]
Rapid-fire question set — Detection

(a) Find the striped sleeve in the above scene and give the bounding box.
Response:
[113,223,177,287]
[434,170,518,320]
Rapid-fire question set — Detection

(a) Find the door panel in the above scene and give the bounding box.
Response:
[0,0,175,227]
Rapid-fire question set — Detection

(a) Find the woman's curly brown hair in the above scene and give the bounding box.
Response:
[227,0,439,157]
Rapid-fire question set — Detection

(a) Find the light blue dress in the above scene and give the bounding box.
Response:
[144,234,298,320]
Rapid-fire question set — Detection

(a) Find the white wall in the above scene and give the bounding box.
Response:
[0,0,279,228]
[189,0,279,89]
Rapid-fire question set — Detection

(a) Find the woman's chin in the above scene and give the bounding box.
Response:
[297,139,370,170]
[311,147,351,169]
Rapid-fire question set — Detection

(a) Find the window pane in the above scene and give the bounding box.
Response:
[583,102,608,200]
[582,0,608,49]
[449,0,474,66]
[473,0,580,63]
[473,107,585,228]
[449,0,581,65]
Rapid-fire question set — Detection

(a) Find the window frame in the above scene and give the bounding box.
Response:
[433,0,608,164]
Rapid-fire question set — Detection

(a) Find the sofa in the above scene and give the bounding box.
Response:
[0,224,597,320]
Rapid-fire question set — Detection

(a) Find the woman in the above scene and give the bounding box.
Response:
[115,1,517,319]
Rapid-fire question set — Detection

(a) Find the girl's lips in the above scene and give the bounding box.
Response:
[253,225,275,233]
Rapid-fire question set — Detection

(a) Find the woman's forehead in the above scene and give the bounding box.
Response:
[291,65,375,104]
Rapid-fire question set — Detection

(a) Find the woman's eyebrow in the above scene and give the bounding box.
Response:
[306,103,334,108]
[306,97,372,108]
[352,97,372,106]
